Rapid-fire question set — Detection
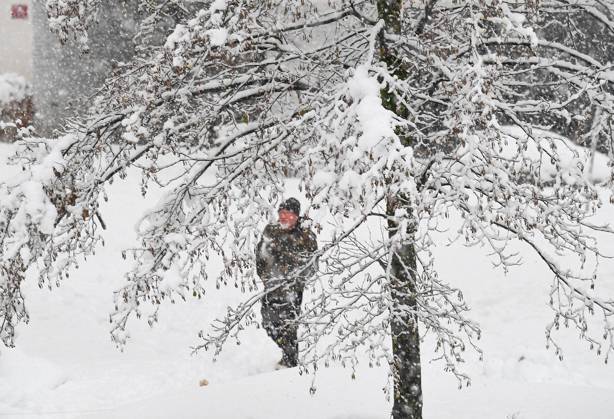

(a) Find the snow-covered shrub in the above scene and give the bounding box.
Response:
[0,74,33,142]
[0,74,30,108]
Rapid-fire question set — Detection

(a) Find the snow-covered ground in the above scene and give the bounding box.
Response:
[0,142,613,419]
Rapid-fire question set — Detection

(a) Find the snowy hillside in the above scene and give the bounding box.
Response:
[0,142,613,419]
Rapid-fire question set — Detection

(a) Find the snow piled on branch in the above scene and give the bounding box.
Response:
[164,0,234,68]
[310,62,414,219]
[45,0,100,50]
[0,137,73,260]
[347,66,397,152]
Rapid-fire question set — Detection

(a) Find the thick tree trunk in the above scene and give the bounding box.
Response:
[378,1,423,418]
[386,199,422,419]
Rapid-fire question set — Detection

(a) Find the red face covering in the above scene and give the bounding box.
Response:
[278,209,299,229]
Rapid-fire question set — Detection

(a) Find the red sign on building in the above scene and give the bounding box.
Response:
[11,4,29,19]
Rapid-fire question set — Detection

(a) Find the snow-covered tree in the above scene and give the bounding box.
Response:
[2,1,614,418]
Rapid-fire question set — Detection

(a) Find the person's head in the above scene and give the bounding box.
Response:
[278,197,300,229]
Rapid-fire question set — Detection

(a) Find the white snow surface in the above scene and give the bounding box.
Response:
[0,143,613,418]
[206,28,229,46]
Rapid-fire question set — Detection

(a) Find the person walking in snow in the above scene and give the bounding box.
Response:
[256,198,318,368]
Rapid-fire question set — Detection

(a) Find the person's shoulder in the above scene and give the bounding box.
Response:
[297,219,317,244]
[298,218,316,234]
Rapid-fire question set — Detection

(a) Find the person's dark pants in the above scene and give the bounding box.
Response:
[261,281,304,367]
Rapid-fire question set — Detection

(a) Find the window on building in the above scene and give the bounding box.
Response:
[11,4,29,19]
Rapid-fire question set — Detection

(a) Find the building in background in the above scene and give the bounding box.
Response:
[0,1,33,141]
[2,1,170,136]
[0,0,33,80]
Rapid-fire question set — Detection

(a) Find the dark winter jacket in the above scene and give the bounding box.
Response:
[255,219,318,286]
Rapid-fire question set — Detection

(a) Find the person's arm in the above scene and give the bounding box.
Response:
[297,228,318,278]
[255,236,266,278]
[306,229,318,254]
[255,226,273,278]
